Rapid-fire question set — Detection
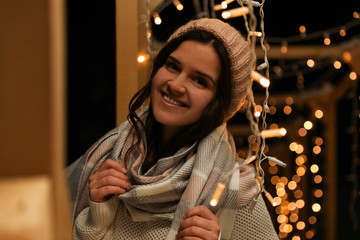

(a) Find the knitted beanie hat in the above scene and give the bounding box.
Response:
[168,18,251,120]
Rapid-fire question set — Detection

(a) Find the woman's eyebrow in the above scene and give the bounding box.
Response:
[167,56,216,85]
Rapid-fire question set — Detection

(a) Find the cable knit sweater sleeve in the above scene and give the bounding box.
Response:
[74,197,119,240]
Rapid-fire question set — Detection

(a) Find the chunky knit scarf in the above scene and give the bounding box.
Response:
[67,108,256,239]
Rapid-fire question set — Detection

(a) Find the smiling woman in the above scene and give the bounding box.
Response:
[67,18,279,240]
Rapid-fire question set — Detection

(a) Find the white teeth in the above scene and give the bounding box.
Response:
[163,94,183,106]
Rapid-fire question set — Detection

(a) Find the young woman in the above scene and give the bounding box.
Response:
[67,18,279,240]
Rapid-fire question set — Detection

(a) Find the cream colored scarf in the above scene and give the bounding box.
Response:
[67,108,256,239]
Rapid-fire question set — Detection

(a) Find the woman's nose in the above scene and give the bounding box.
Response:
[167,73,186,94]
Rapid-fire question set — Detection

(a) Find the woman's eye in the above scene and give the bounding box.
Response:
[194,78,208,88]
[165,61,179,72]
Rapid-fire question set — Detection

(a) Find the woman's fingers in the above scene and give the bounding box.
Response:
[95,159,127,174]
[177,206,220,240]
[88,159,132,202]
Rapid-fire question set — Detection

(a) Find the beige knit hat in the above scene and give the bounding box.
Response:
[168,18,251,120]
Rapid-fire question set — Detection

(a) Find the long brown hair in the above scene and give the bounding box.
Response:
[125,30,232,169]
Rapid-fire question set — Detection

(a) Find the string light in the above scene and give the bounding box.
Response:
[210,182,226,206]
[339,27,347,37]
[333,60,342,69]
[172,0,184,11]
[349,71,357,80]
[260,128,287,138]
[281,40,288,54]
[323,32,331,45]
[221,6,250,19]
[153,12,162,25]
[304,121,313,130]
[214,0,234,11]
[307,59,315,68]
[137,54,150,63]
[251,71,270,87]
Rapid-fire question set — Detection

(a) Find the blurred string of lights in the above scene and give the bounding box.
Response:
[139,0,360,238]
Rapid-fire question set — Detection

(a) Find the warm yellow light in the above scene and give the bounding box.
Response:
[310,164,319,173]
[306,230,315,239]
[304,120,313,130]
[265,192,277,206]
[280,176,289,185]
[309,216,317,224]
[299,25,306,33]
[324,36,331,45]
[343,51,353,63]
[339,28,346,37]
[153,12,162,25]
[298,127,307,137]
[251,71,270,87]
[288,181,297,190]
[269,165,278,174]
[294,189,303,199]
[277,214,287,223]
[137,54,149,63]
[295,156,305,165]
[307,59,315,68]
[314,175,322,184]
[173,0,184,11]
[314,109,323,119]
[283,105,292,115]
[281,41,288,54]
[314,189,323,198]
[354,11,360,19]
[210,183,225,206]
[249,31,263,37]
[276,182,285,190]
[288,202,297,211]
[289,142,298,152]
[295,199,305,209]
[269,106,277,115]
[296,221,306,230]
[276,188,286,197]
[271,176,280,185]
[312,203,321,212]
[285,96,294,105]
[274,196,282,206]
[349,71,357,80]
[315,137,323,146]
[221,7,250,19]
[292,236,301,240]
[295,144,304,154]
[296,166,306,176]
[290,214,299,223]
[261,128,287,138]
[333,60,342,69]
[313,145,321,155]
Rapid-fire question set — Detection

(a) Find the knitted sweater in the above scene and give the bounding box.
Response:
[73,195,279,240]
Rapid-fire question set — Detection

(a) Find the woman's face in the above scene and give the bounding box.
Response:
[151,40,221,141]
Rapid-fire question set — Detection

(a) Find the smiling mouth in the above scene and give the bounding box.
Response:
[162,93,187,107]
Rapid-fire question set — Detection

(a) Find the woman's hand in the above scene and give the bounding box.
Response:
[88,159,132,202]
[176,205,220,240]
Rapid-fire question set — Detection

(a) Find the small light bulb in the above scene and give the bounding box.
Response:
[333,60,342,69]
[153,12,161,25]
[349,71,357,80]
[210,183,226,206]
[323,33,331,45]
[221,7,250,19]
[173,0,183,11]
[339,28,346,37]
[251,71,270,87]
[307,59,315,68]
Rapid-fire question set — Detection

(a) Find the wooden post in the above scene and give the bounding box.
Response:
[0,0,71,239]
